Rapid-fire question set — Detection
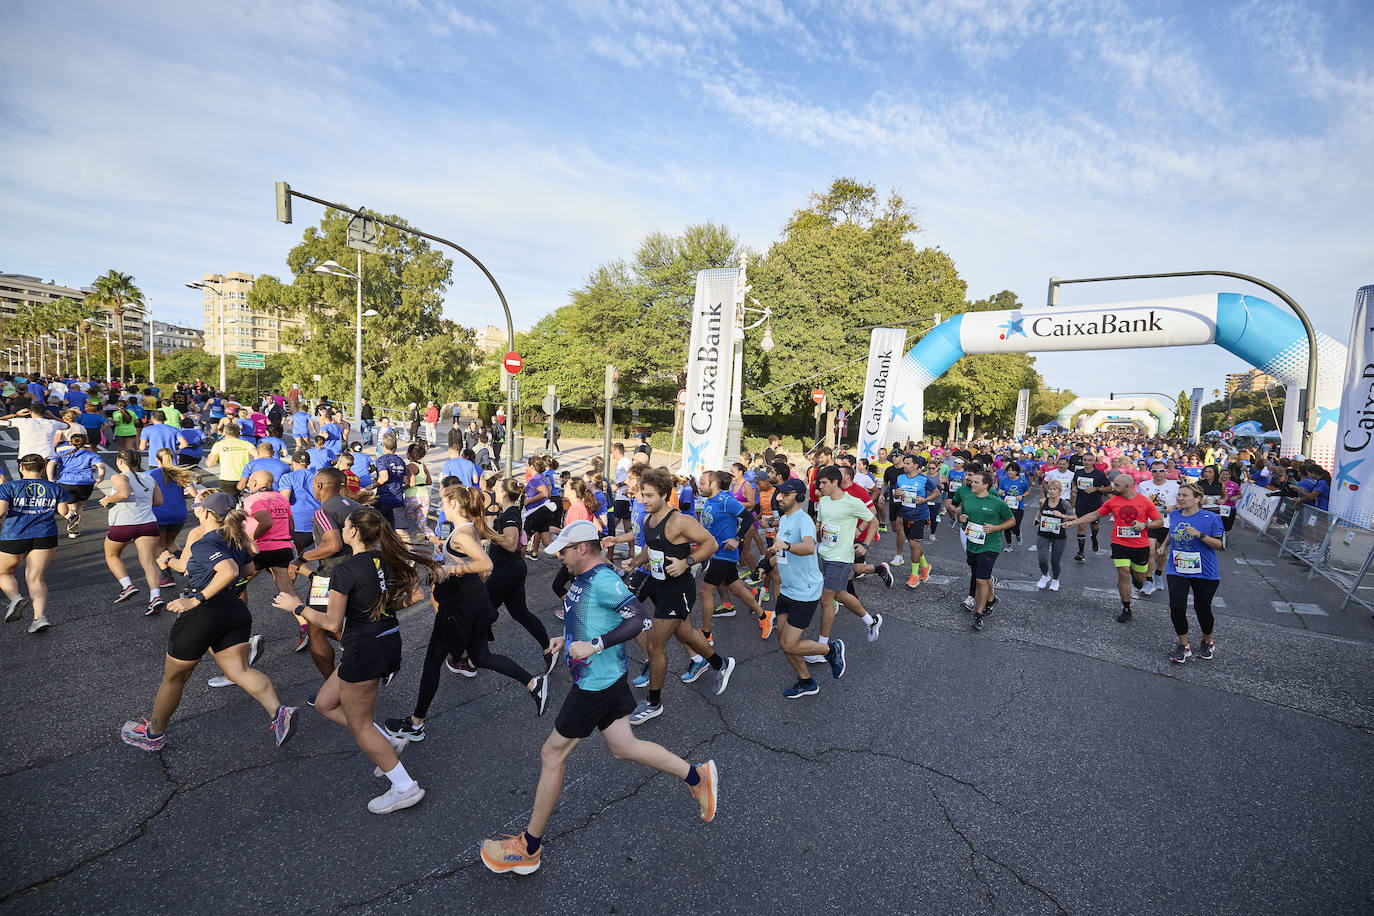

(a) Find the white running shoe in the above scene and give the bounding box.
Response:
[1049,579,1061,591]
[962,595,976,611]
[889,554,903,566]
[1037,574,1051,589]
[804,653,827,664]
[1140,581,1157,596]
[207,675,233,688]
[367,782,425,814]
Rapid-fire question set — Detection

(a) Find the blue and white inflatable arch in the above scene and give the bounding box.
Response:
[874,293,1344,466]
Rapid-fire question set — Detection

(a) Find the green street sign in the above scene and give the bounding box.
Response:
[235,353,265,369]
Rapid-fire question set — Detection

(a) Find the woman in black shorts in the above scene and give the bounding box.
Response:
[384,485,554,747]
[274,505,441,815]
[121,491,298,753]
[522,454,555,559]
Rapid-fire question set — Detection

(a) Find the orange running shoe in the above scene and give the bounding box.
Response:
[758,609,774,640]
[698,628,714,647]
[480,834,541,875]
[690,760,718,822]
[918,562,931,583]
[905,573,919,590]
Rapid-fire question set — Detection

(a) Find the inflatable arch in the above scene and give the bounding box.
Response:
[870,293,1345,467]
[1077,410,1157,437]
[1057,397,1175,434]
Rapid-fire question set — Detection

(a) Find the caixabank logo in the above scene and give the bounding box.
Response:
[1027,310,1166,338]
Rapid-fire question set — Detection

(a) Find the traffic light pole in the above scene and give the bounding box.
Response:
[603,365,616,478]
[275,182,517,478]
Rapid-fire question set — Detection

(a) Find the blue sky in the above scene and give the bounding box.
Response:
[2,0,1369,404]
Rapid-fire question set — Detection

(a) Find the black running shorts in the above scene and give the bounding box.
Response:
[166,596,253,661]
[646,575,695,619]
[703,558,739,586]
[775,593,819,630]
[338,630,402,683]
[965,550,997,581]
[555,676,637,739]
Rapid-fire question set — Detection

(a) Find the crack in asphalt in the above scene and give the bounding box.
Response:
[930,789,1070,915]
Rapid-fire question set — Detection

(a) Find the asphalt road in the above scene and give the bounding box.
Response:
[1,435,1371,915]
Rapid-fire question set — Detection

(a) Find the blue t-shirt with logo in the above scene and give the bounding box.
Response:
[562,564,637,690]
[1166,509,1224,579]
[374,453,407,508]
[699,492,744,562]
[0,480,69,539]
[630,498,648,549]
[776,509,823,602]
[894,473,936,520]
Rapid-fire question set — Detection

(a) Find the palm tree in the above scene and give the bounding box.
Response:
[88,270,144,382]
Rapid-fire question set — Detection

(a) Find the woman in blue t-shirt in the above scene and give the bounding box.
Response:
[47,433,106,538]
[1165,481,1225,664]
[0,454,73,632]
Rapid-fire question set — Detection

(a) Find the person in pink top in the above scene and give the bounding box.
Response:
[242,469,305,650]
[250,408,269,438]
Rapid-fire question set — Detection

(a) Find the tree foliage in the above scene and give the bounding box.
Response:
[87,270,145,379]
[745,180,966,421]
[249,209,477,408]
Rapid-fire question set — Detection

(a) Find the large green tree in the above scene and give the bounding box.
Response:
[250,209,478,409]
[744,179,967,422]
[508,223,742,412]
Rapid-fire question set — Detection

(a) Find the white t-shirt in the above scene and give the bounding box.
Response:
[614,456,631,499]
[1044,469,1075,493]
[854,472,876,491]
[49,382,68,401]
[108,470,158,527]
[0,417,67,460]
[1137,479,1179,513]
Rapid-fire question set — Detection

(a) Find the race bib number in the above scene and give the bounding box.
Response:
[776,549,788,566]
[1038,515,1062,535]
[901,489,919,508]
[308,575,331,607]
[965,523,986,545]
[1116,524,1138,539]
[820,524,840,547]
[648,548,666,580]
[1219,505,1232,517]
[1077,476,1095,491]
[1172,550,1202,574]
[1004,495,1019,509]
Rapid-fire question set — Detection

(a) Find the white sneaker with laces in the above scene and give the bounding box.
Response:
[1049,579,1061,591]
[1037,574,1051,589]
[1140,581,1157,596]
[889,554,903,566]
[367,782,425,814]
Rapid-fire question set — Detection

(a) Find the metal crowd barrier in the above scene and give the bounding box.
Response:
[1276,504,1374,614]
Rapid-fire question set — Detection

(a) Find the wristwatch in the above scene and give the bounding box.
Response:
[189,591,206,603]
[591,636,605,654]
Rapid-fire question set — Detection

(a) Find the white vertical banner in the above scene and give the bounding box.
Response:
[1329,285,1372,528]
[1013,388,1030,439]
[856,328,907,461]
[1188,386,1204,443]
[680,268,739,480]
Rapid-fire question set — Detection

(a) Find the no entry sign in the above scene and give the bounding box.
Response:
[503,351,523,374]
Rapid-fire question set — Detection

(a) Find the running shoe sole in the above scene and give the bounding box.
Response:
[713,657,736,696]
[115,587,138,604]
[368,785,425,814]
[383,721,425,742]
[692,759,718,822]
[273,706,298,747]
[828,638,846,679]
[5,596,30,623]
[630,703,664,725]
[480,839,541,875]
[784,683,820,699]
[680,662,709,684]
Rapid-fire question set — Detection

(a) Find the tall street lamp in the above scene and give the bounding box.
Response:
[84,318,111,380]
[57,328,80,378]
[1046,270,1319,456]
[186,278,227,391]
[723,253,774,462]
[313,255,371,429]
[276,182,519,478]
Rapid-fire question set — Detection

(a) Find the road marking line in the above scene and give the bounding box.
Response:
[1235,558,1275,566]
[1272,600,1328,616]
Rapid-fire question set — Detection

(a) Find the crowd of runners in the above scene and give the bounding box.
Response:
[0,372,1338,874]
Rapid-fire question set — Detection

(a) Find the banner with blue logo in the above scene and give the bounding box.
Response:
[1330,286,1372,528]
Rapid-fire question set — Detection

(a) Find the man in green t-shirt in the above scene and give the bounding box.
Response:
[815,466,884,646]
[948,469,1014,631]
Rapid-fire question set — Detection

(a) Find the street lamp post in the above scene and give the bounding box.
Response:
[187,278,227,391]
[84,318,111,380]
[1046,270,1319,456]
[276,182,519,477]
[314,254,370,430]
[723,254,774,462]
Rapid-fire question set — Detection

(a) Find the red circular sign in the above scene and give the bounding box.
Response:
[677,389,687,407]
[812,388,825,404]
[502,351,523,374]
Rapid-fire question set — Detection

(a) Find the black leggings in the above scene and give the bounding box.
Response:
[1010,508,1025,542]
[486,565,550,650]
[414,580,531,720]
[1036,536,1066,578]
[1166,575,1219,637]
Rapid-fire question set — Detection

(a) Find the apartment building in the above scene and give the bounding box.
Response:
[144,320,204,354]
[197,272,303,356]
[1225,368,1280,396]
[0,272,143,341]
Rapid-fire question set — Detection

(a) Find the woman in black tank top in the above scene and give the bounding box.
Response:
[485,478,559,674]
[383,484,552,744]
